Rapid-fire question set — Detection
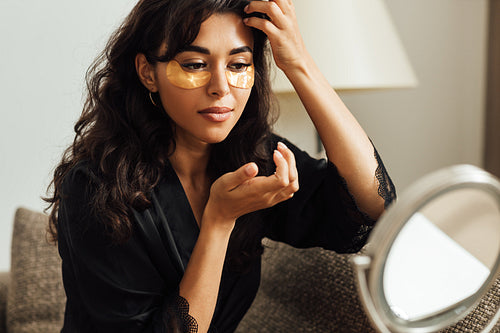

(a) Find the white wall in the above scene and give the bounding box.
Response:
[275,0,489,192]
[345,0,489,191]
[0,0,137,271]
[0,0,489,271]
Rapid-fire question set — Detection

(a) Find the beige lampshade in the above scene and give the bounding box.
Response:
[271,0,418,92]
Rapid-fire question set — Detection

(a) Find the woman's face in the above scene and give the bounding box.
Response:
[154,13,255,147]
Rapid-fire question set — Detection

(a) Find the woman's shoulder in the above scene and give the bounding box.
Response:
[61,160,101,197]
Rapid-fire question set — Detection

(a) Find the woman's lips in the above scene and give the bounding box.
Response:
[198,107,233,122]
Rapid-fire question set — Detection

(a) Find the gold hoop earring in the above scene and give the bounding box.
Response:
[149,91,158,107]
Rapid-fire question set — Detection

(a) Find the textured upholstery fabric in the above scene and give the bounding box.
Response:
[237,239,500,333]
[442,278,500,333]
[6,207,65,333]
[0,272,9,333]
[236,239,376,333]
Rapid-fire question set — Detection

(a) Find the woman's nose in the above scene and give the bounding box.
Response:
[207,67,230,98]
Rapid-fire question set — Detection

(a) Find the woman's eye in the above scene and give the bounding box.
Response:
[228,63,251,72]
[181,63,207,71]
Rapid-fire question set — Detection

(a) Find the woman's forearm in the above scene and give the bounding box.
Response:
[178,219,234,333]
[284,54,385,219]
[242,1,386,220]
[176,150,300,332]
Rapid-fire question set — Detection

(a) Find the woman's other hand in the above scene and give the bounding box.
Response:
[202,142,298,230]
[243,0,308,74]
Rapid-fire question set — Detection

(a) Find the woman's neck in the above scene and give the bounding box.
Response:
[169,137,211,186]
[169,137,212,226]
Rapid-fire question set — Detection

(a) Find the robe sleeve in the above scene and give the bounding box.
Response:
[57,163,198,332]
[264,136,396,253]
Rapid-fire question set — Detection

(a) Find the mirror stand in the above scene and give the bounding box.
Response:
[351,165,500,332]
[351,255,393,333]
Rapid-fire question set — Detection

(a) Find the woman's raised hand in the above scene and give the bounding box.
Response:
[202,142,299,230]
[243,0,308,74]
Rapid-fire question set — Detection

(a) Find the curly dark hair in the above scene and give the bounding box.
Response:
[44,0,277,268]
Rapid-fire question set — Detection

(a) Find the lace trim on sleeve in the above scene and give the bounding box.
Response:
[328,161,376,252]
[164,294,198,333]
[334,143,396,231]
[373,145,397,208]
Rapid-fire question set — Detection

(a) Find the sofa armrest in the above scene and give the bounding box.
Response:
[0,271,9,333]
[7,207,65,332]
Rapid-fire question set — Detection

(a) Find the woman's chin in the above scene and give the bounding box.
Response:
[203,133,231,145]
[198,127,236,144]
[173,125,234,147]
[181,131,231,147]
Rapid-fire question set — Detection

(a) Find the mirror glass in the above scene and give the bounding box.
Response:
[383,187,500,321]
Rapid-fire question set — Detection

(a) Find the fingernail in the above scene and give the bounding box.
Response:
[274,150,284,159]
[245,163,257,176]
[244,4,250,12]
[278,142,288,150]
[243,18,249,24]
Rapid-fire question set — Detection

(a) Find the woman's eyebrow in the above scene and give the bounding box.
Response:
[229,46,253,55]
[179,45,210,54]
[178,45,253,55]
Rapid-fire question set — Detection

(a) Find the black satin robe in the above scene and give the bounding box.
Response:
[57,136,395,333]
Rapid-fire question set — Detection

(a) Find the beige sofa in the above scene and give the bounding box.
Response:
[1,207,500,333]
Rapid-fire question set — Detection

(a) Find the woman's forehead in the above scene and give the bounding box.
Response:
[190,13,254,52]
[155,12,254,59]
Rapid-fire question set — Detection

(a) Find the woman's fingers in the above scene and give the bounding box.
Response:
[277,142,298,184]
[273,148,290,187]
[244,0,305,72]
[244,1,286,29]
[217,162,259,192]
[270,0,294,12]
[246,0,293,17]
[209,143,300,219]
[229,145,296,196]
[243,16,280,39]
[257,142,298,201]
[276,142,299,199]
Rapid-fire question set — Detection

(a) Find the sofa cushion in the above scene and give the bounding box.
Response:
[6,207,65,333]
[237,239,500,333]
[442,278,500,333]
[236,239,375,333]
[0,272,9,333]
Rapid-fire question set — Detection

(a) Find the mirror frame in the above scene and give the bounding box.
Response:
[351,165,500,333]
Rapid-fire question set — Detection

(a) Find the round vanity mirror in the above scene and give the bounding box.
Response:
[352,165,500,333]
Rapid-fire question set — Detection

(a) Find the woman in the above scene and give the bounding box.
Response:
[45,0,396,332]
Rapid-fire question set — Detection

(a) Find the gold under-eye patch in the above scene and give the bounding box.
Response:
[226,65,254,89]
[166,61,211,89]
[165,61,254,89]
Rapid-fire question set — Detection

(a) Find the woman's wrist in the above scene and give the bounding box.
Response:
[280,53,310,79]
[282,54,328,94]
[200,207,236,235]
